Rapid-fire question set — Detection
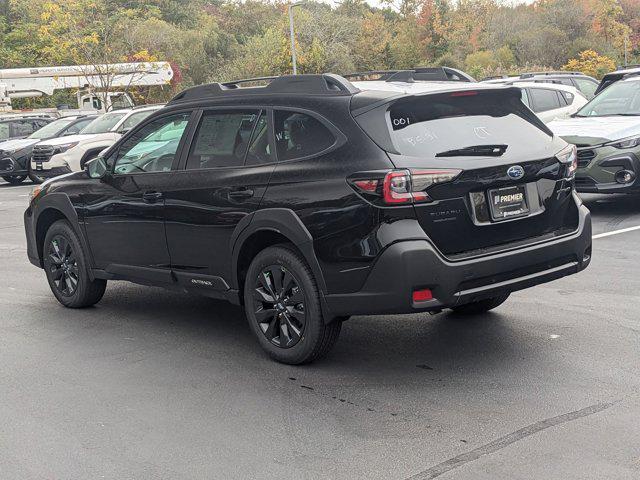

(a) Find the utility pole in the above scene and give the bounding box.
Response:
[624,36,629,67]
[289,2,303,75]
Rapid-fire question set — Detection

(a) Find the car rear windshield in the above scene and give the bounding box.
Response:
[358,89,552,159]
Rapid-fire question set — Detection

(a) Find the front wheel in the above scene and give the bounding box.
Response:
[2,174,27,185]
[450,293,510,315]
[28,170,45,184]
[43,220,107,308]
[243,245,341,364]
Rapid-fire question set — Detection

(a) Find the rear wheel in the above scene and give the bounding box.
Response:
[43,220,107,308]
[244,245,341,364]
[451,293,510,315]
[2,175,27,185]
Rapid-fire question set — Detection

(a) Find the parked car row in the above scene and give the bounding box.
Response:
[0,104,162,184]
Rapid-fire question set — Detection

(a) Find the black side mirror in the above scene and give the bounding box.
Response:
[85,156,108,179]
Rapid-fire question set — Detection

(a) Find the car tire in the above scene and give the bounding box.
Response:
[450,293,510,315]
[243,244,341,364]
[28,170,45,184]
[80,151,100,171]
[43,220,107,308]
[2,175,27,185]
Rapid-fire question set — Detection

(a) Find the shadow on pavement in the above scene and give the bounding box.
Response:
[88,282,534,381]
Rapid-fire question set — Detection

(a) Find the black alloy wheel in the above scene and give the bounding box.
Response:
[252,265,306,348]
[45,235,79,297]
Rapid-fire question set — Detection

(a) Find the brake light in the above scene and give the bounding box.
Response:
[450,91,478,97]
[383,170,415,204]
[382,169,461,205]
[351,169,461,205]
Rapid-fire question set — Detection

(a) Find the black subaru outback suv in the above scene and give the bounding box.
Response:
[25,74,592,364]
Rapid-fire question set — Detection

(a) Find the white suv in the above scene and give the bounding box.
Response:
[30,105,163,183]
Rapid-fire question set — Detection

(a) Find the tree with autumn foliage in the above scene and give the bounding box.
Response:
[1,0,639,110]
[563,49,617,77]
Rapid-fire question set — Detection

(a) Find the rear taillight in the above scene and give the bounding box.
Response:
[351,169,462,205]
[556,144,577,178]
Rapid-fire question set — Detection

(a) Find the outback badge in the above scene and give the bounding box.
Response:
[507,165,525,180]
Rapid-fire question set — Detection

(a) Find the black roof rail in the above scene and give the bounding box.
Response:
[169,74,359,104]
[480,75,511,81]
[520,71,583,78]
[343,66,475,83]
[616,64,640,71]
[342,70,400,81]
[221,76,280,88]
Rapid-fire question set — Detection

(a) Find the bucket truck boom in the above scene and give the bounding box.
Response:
[0,62,174,112]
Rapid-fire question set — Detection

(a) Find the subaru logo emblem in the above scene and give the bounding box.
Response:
[507,165,525,179]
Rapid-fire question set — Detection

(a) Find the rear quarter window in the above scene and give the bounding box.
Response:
[274,110,335,161]
[530,88,562,112]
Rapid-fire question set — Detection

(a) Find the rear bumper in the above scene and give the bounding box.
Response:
[324,203,591,316]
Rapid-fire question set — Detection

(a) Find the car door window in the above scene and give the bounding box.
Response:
[245,111,273,166]
[64,118,93,135]
[185,110,259,169]
[12,120,34,136]
[274,110,335,161]
[530,88,561,112]
[119,110,157,133]
[113,113,190,175]
[0,123,9,140]
[574,78,597,98]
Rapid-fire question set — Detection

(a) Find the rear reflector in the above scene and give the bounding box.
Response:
[353,179,379,192]
[412,289,433,302]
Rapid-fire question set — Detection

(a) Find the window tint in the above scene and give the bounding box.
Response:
[12,120,36,136]
[65,118,93,135]
[561,91,574,105]
[274,110,335,161]
[0,123,9,140]
[530,88,561,112]
[186,110,258,169]
[113,113,190,175]
[245,112,272,166]
[574,78,597,98]
[120,109,157,132]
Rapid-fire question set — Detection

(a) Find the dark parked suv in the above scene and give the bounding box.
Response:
[24,74,592,364]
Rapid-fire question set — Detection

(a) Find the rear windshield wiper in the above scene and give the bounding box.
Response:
[435,144,508,158]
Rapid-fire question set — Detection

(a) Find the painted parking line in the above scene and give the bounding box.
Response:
[593,225,640,239]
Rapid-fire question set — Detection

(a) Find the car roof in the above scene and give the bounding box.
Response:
[351,80,512,95]
[508,82,581,93]
[0,116,51,122]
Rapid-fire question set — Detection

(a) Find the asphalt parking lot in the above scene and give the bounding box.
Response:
[1,180,639,480]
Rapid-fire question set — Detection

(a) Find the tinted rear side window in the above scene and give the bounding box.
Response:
[274,110,335,161]
[530,88,561,112]
[186,110,259,169]
[380,90,552,158]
